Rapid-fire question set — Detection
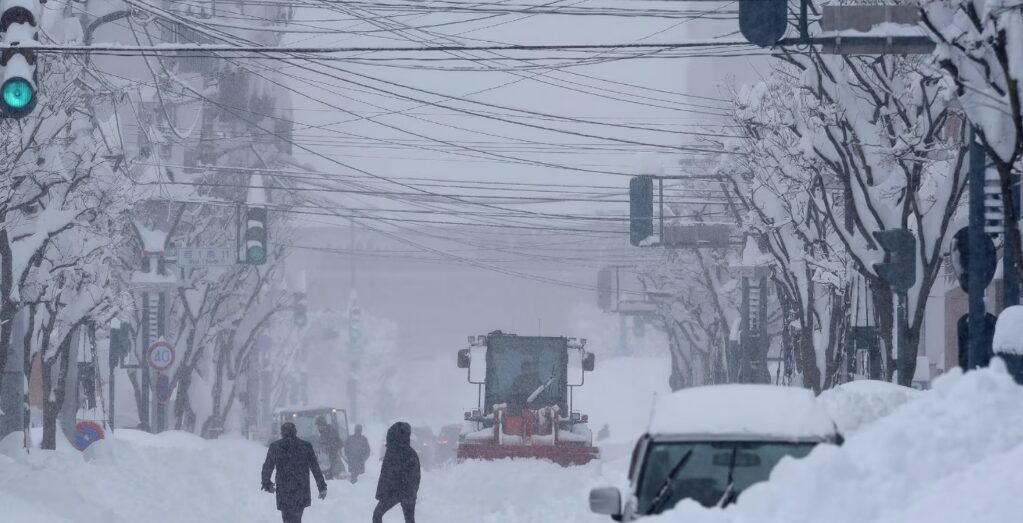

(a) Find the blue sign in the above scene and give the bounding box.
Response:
[72,421,105,451]
[155,373,173,404]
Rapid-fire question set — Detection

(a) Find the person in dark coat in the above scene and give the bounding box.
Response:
[316,415,345,479]
[373,422,421,523]
[344,424,371,484]
[262,422,328,523]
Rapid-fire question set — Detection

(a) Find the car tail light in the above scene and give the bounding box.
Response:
[437,439,448,445]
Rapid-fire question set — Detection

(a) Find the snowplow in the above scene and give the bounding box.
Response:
[455,331,599,466]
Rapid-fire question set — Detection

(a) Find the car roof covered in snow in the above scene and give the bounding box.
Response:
[273,406,346,416]
[647,384,839,442]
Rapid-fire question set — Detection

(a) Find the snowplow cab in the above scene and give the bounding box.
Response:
[456,331,599,466]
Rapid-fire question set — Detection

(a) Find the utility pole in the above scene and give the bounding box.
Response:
[348,218,360,422]
[968,131,994,369]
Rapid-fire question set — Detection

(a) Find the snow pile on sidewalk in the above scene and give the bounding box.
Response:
[651,362,1023,523]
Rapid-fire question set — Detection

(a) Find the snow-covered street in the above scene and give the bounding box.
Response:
[5,364,1023,523]
[0,427,620,523]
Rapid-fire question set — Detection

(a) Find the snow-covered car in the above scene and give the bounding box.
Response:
[589,385,842,520]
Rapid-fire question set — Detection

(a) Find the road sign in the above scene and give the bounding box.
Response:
[72,421,105,451]
[950,227,997,292]
[155,373,173,404]
[176,247,236,267]
[147,340,175,371]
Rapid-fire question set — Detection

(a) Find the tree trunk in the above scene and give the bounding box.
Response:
[41,336,73,450]
[0,229,15,396]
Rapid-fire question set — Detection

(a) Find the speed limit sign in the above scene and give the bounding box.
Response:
[147,340,175,371]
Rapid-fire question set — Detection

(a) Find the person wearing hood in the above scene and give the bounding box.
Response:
[262,422,328,523]
[373,422,421,523]
[345,424,371,484]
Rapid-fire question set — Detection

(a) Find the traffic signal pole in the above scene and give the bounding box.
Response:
[968,131,991,369]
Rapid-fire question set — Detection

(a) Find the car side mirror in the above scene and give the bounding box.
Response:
[589,487,622,518]
[457,348,470,369]
[583,352,596,372]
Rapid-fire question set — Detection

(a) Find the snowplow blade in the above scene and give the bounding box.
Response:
[457,443,599,466]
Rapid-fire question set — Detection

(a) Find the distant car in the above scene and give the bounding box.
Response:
[589,385,842,520]
[433,424,461,466]
[272,407,350,480]
[411,426,436,469]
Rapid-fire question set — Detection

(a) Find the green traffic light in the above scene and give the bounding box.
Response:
[294,314,307,327]
[246,245,266,263]
[2,78,33,112]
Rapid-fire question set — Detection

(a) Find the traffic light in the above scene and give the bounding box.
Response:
[244,206,268,264]
[292,292,307,327]
[872,229,916,293]
[739,0,788,47]
[629,176,654,247]
[0,0,38,118]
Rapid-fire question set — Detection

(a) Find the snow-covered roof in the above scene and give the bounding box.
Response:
[647,384,838,441]
[272,405,345,415]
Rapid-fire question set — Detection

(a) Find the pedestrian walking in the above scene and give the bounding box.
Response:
[345,424,371,484]
[262,422,328,523]
[373,422,420,523]
[316,415,345,479]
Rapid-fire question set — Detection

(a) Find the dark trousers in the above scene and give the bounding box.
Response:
[281,507,304,523]
[372,499,415,523]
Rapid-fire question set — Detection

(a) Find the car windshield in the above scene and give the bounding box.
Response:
[487,337,566,411]
[636,441,817,514]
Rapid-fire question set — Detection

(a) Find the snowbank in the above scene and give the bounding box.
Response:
[0,426,615,523]
[649,362,1023,523]
[993,306,1023,355]
[817,379,921,434]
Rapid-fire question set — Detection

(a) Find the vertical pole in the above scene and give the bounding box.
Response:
[350,217,356,292]
[968,130,989,369]
[896,293,911,385]
[109,330,115,433]
[155,288,166,433]
[658,178,664,240]
[1004,173,1020,307]
[140,290,151,432]
[619,313,627,356]
[740,276,750,383]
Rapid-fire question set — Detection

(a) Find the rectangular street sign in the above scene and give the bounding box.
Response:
[176,247,237,267]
